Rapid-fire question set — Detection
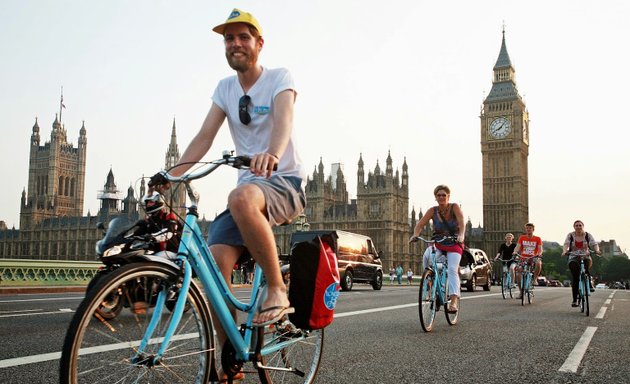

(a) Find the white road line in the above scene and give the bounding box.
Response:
[334,293,493,318]
[0,309,74,318]
[604,299,611,305]
[0,296,83,303]
[595,306,607,319]
[559,326,597,373]
[0,332,200,368]
[0,309,42,314]
[0,352,61,369]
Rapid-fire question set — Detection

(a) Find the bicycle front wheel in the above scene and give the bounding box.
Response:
[256,323,324,383]
[59,262,214,384]
[419,269,437,332]
[581,273,590,316]
[520,273,526,306]
[526,273,533,304]
[501,271,508,299]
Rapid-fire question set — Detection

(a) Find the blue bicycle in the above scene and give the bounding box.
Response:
[413,236,459,332]
[498,257,516,299]
[516,255,541,306]
[60,152,323,384]
[570,250,594,316]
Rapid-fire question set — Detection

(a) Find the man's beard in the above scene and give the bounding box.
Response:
[226,51,257,73]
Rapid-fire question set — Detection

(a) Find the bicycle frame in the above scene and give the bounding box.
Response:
[573,252,592,316]
[427,244,448,306]
[517,256,539,305]
[136,156,295,365]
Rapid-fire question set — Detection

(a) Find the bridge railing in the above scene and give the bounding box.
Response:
[0,259,101,287]
[0,259,250,287]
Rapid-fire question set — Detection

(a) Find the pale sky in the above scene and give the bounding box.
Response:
[1,0,629,253]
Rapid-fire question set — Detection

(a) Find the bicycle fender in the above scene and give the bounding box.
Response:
[100,251,180,269]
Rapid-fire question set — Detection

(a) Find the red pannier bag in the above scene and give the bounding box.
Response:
[288,235,340,330]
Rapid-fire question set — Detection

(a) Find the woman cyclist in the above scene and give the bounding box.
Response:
[561,220,601,307]
[410,185,465,313]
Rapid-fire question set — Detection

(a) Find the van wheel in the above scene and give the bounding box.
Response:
[372,271,383,290]
[341,270,354,291]
[467,275,476,292]
[483,273,491,291]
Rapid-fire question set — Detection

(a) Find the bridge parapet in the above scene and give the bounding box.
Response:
[0,259,100,287]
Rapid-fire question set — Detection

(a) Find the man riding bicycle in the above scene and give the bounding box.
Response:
[149,8,306,381]
[512,223,543,299]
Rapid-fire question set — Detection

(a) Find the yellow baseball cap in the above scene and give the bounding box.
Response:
[212,8,263,36]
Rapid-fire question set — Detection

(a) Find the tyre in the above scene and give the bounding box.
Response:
[579,275,589,316]
[59,262,214,384]
[521,273,529,305]
[419,269,436,332]
[467,275,476,292]
[483,273,492,291]
[256,323,324,383]
[340,270,353,291]
[527,274,533,304]
[371,270,383,290]
[501,272,508,299]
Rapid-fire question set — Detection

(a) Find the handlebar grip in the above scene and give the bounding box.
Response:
[234,155,278,171]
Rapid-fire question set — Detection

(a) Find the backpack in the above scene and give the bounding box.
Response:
[288,235,340,330]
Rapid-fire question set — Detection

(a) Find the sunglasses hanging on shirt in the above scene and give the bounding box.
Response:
[239,95,251,125]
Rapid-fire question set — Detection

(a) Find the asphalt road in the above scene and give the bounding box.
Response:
[1,284,628,383]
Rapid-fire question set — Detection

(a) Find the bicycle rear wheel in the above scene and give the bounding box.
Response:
[256,323,324,383]
[59,262,214,384]
[419,269,437,332]
[501,271,508,299]
[444,276,459,326]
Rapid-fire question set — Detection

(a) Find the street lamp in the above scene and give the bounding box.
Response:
[294,213,310,232]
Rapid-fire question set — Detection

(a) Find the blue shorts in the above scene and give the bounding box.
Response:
[208,176,305,248]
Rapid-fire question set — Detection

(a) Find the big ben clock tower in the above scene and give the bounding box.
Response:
[480,28,530,253]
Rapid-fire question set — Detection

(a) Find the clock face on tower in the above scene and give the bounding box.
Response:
[489,117,511,139]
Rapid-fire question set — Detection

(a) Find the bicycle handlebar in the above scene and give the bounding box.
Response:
[411,235,459,244]
[160,151,252,184]
[152,151,278,209]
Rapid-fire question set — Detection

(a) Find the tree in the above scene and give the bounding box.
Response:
[600,256,630,282]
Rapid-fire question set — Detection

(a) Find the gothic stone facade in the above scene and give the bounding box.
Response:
[0,117,184,261]
[279,152,419,271]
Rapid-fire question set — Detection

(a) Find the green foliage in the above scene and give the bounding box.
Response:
[600,256,630,282]
[541,246,570,280]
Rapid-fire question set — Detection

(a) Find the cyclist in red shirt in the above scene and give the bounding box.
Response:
[513,223,543,299]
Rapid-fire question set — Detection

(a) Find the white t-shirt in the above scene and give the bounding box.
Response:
[212,67,306,188]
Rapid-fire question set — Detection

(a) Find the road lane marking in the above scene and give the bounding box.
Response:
[334,293,495,318]
[595,306,607,319]
[0,309,74,318]
[0,309,42,314]
[604,299,611,305]
[559,326,597,373]
[0,296,83,303]
[0,332,200,368]
[0,351,61,369]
